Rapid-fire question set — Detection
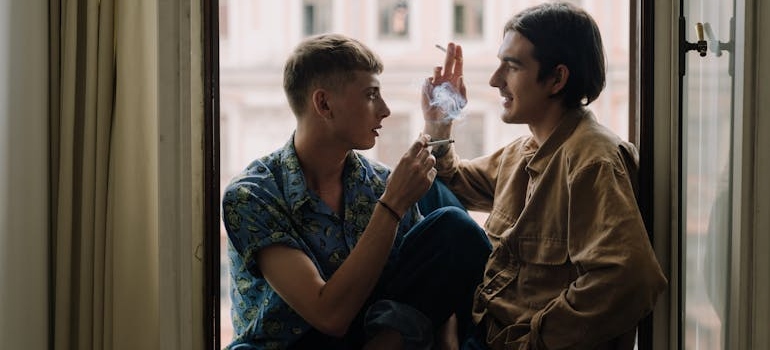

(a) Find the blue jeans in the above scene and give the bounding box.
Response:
[460,325,491,350]
[290,180,492,349]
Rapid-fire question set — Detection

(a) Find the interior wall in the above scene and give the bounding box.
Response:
[0,0,49,348]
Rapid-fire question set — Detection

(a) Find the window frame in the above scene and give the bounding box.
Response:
[203,1,661,348]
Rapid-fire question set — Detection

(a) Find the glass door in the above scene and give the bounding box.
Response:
[679,0,741,348]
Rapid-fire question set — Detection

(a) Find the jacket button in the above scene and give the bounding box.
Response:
[484,288,493,294]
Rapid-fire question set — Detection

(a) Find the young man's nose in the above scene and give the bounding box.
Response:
[379,102,391,119]
[489,67,503,88]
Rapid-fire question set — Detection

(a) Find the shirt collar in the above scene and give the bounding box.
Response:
[280,134,373,214]
[526,108,593,175]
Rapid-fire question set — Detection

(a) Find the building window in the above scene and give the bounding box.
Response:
[453,0,484,39]
[219,0,229,40]
[303,0,332,36]
[379,0,409,39]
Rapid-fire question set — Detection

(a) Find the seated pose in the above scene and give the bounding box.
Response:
[421,3,667,349]
[222,33,491,350]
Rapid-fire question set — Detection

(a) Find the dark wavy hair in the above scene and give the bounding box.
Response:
[283,33,384,116]
[504,2,606,108]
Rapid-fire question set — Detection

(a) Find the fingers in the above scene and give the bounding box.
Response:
[407,134,430,155]
[431,43,463,83]
[433,66,442,82]
[442,43,463,80]
[387,136,438,206]
[405,135,437,171]
[443,43,457,78]
[453,44,464,79]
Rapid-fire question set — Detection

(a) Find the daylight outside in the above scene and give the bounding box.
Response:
[218,0,632,346]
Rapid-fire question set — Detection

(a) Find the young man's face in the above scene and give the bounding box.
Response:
[489,30,556,125]
[325,70,391,150]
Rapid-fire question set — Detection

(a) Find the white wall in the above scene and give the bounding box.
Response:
[0,0,49,348]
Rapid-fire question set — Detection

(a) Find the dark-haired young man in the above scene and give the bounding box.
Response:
[423,3,667,349]
[223,33,490,349]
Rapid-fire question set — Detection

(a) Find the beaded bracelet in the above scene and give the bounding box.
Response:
[377,199,402,222]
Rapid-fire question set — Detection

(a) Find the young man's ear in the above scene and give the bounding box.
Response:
[550,64,569,95]
[311,89,331,117]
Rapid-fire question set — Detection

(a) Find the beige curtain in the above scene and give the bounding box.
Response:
[52,0,159,349]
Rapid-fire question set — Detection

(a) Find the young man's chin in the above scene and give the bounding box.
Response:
[354,141,376,151]
[500,112,521,124]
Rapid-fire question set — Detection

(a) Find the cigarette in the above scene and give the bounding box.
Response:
[435,44,447,52]
[426,139,454,146]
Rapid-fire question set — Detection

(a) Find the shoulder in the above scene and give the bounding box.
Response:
[492,135,537,166]
[224,150,287,201]
[221,151,295,233]
[563,114,638,174]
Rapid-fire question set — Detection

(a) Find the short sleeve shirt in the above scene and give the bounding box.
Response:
[222,137,420,349]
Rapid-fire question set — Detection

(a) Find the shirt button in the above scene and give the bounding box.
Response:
[484,288,493,294]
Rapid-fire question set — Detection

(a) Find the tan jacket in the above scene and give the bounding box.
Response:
[435,109,667,349]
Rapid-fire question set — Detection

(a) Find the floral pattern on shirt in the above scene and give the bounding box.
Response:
[222,137,420,349]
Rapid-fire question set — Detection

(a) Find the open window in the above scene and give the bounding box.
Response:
[207,0,647,348]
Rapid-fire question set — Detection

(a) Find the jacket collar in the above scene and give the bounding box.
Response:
[526,108,593,175]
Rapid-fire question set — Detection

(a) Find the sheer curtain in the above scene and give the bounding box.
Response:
[51,0,160,348]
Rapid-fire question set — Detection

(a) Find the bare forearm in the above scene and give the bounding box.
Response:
[312,203,402,335]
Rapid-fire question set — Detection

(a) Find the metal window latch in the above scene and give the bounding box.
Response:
[679,18,709,76]
[703,20,734,58]
[679,17,735,77]
[684,22,708,57]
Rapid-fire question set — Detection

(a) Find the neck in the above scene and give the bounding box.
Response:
[294,126,348,193]
[529,103,572,145]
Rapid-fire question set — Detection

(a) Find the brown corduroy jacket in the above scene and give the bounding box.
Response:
[436,108,667,349]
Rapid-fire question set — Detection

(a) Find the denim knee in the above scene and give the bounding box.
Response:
[427,207,492,262]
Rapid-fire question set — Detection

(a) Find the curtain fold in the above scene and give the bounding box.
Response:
[109,0,159,348]
[53,0,115,348]
[52,0,159,349]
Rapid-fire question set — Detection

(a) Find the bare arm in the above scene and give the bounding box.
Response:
[259,136,438,337]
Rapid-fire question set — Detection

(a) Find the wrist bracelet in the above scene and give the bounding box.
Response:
[377,199,402,222]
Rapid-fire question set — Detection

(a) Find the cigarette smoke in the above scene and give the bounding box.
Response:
[427,82,466,123]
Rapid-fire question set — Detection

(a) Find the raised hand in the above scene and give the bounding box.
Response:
[422,42,467,124]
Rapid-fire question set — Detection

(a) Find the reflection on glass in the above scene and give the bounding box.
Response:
[682,0,738,348]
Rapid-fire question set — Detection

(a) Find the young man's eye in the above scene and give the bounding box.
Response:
[367,91,380,100]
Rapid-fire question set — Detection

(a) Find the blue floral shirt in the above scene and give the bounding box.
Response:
[222,137,420,349]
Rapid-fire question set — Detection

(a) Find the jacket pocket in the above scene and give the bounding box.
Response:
[485,319,531,350]
[516,236,572,309]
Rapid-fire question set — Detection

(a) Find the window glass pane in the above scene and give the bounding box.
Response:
[681,0,739,348]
